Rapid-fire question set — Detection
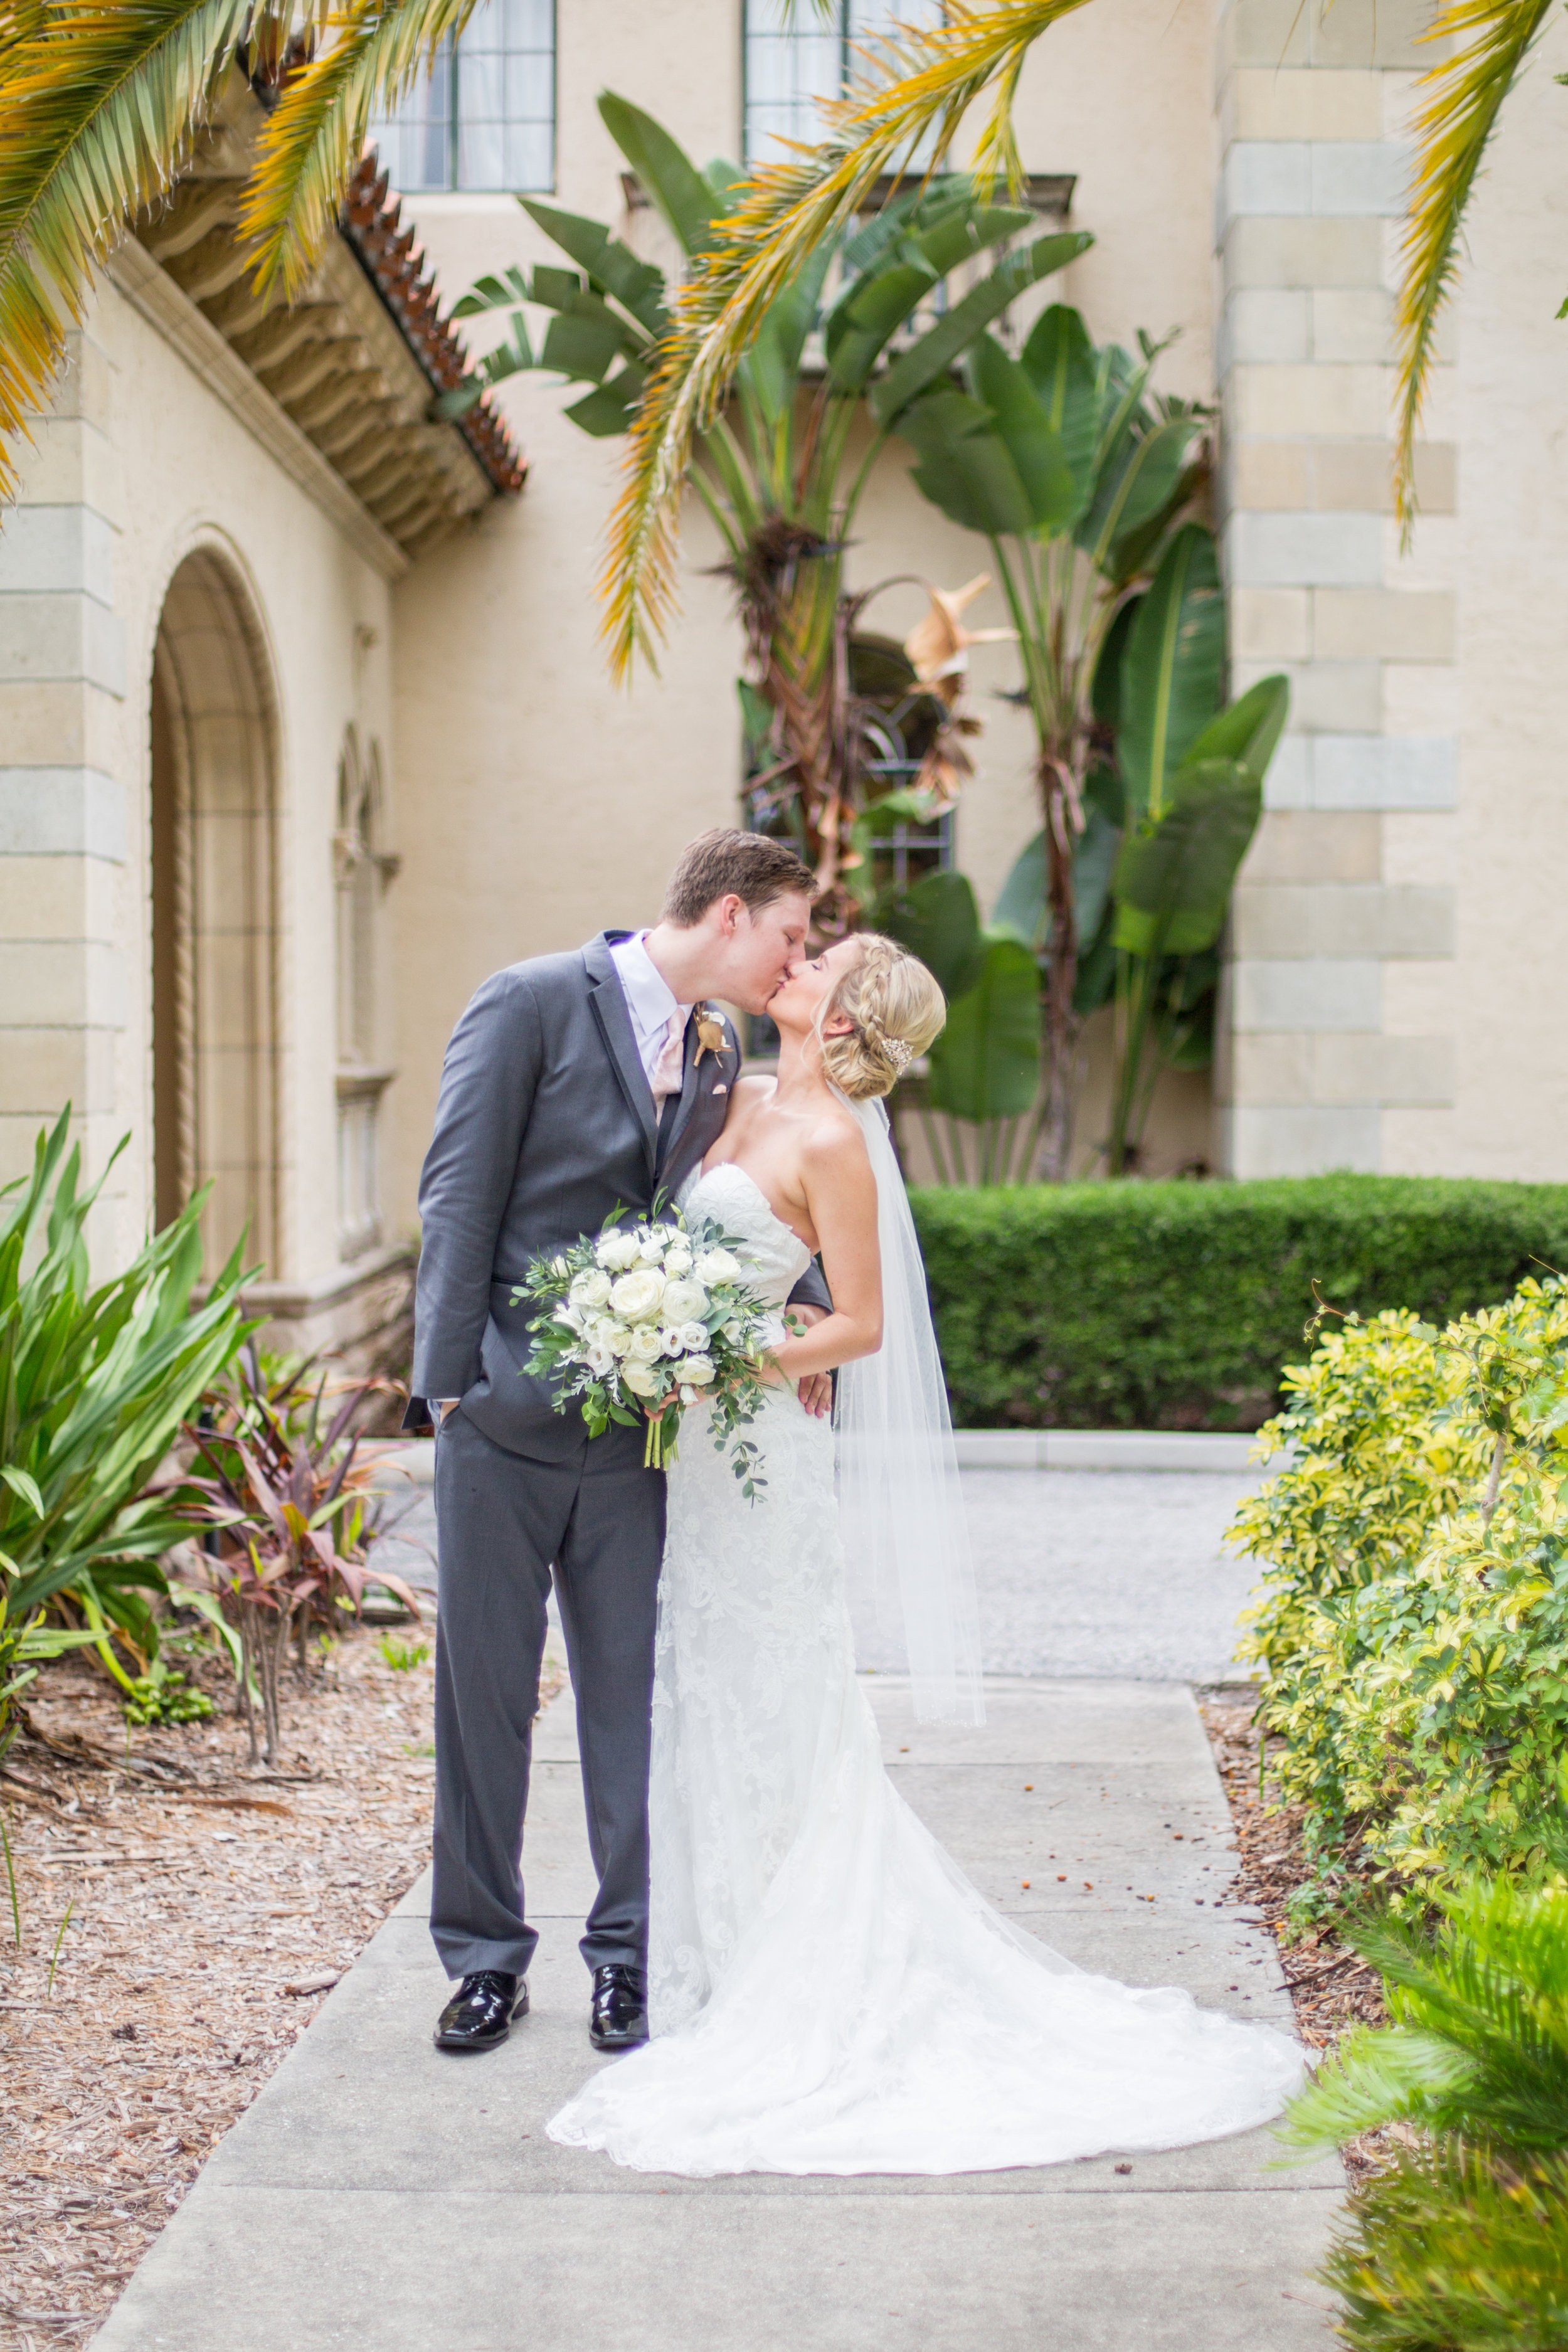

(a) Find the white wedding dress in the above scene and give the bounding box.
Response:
[547,1161,1301,2177]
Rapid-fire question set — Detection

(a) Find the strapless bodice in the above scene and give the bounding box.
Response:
[682,1163,811,1308]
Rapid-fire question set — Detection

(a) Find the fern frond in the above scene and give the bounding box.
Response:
[1394,0,1555,538]
[0,0,251,497]
[240,0,482,298]
[598,0,1094,681]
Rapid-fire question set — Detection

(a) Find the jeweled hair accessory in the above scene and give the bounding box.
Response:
[882,1036,915,1074]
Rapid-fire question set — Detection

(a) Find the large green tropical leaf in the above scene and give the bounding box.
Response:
[1182,671,1290,785]
[869,228,1093,426]
[1117,522,1224,823]
[598,91,719,258]
[965,334,1077,531]
[1019,303,1099,519]
[1076,415,1199,574]
[749,243,834,416]
[1111,758,1263,958]
[927,937,1042,1122]
[896,386,1042,539]
[516,199,667,335]
[877,867,986,1003]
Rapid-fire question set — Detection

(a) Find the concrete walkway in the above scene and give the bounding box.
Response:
[90,1673,1340,2352]
[373,1457,1268,1683]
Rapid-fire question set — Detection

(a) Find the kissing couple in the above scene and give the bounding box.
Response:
[408,827,1300,2175]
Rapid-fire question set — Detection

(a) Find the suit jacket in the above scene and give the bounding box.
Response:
[406,931,832,1459]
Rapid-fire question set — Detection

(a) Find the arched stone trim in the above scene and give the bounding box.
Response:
[149,543,282,1276]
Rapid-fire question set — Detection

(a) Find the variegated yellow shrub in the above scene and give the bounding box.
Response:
[1227,1281,1568,1916]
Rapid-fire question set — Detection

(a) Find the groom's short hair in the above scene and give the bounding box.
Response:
[662,829,815,926]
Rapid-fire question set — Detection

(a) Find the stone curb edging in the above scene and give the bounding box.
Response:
[364,1429,1285,1485]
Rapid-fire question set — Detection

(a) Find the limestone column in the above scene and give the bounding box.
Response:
[0,331,130,1234]
[1214,0,1458,1174]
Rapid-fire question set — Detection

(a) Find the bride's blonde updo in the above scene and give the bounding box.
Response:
[815,933,947,1102]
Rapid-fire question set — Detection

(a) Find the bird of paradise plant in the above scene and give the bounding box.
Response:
[597,0,1549,632]
[445,90,1083,920]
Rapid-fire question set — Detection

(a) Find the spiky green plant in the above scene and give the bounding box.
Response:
[1281,1868,1568,2351]
[1280,1872,1568,2158]
[0,1107,255,1664]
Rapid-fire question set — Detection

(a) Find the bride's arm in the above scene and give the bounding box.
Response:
[770,1122,881,1380]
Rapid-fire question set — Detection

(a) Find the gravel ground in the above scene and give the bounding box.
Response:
[0,1620,572,2352]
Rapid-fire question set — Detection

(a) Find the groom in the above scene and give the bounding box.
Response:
[407,829,830,2056]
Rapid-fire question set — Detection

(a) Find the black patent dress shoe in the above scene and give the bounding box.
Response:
[590,1963,649,2050]
[433,1969,529,2053]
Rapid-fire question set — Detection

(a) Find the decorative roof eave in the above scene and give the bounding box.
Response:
[339,156,525,500]
[130,75,526,557]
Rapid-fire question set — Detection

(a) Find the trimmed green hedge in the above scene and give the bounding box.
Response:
[909,1175,1568,1429]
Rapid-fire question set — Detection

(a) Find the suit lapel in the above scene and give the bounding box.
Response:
[584,933,659,1178]
[657,1007,736,1178]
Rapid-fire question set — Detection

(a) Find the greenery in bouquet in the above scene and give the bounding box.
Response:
[517,1205,780,1493]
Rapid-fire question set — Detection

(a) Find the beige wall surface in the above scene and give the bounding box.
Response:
[0,278,395,1288]
[388,0,1228,1221]
[1385,16,1568,1179]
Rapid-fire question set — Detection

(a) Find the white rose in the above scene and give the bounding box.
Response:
[570,1268,612,1310]
[657,1328,684,1357]
[677,1320,711,1353]
[627,1324,664,1362]
[593,1318,631,1353]
[638,1227,678,1262]
[696,1248,740,1285]
[620,1360,660,1397]
[659,1276,709,1324]
[662,1245,693,1276]
[675,1356,716,1387]
[596,1231,642,1271]
[610,1268,665,1322]
[583,1343,614,1376]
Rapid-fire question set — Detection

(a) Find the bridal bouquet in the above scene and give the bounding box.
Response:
[514,1205,778,1488]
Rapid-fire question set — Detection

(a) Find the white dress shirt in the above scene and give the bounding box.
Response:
[608,930,692,1087]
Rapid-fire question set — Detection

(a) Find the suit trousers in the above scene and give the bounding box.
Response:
[430,1407,665,1981]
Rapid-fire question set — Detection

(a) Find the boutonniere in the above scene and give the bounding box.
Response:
[694,1004,728,1065]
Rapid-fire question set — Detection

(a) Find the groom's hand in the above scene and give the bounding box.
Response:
[791,1306,832,1419]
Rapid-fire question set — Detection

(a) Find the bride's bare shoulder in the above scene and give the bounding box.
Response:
[800,1099,874,1190]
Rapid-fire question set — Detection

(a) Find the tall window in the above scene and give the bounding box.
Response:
[743,0,942,166]
[371,0,554,192]
[334,733,396,1260]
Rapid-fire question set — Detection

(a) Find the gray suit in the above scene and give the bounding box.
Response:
[410,931,829,1981]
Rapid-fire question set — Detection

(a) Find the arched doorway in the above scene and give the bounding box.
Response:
[149,549,280,1274]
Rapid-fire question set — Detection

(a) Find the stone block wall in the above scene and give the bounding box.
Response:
[0,331,131,1248]
[1214,0,1458,1175]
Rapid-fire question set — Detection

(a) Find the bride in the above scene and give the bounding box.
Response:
[548,932,1300,2176]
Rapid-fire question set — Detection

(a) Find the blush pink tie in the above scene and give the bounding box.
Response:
[650,1009,687,1107]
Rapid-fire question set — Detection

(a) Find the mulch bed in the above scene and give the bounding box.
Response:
[1199,1686,1399,2179]
[0,1626,560,2351]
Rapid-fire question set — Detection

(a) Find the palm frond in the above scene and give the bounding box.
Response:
[1280,1877,1568,2157]
[0,0,250,497]
[598,0,1094,680]
[1394,0,1555,536]
[240,0,482,298]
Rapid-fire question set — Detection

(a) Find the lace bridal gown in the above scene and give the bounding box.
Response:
[547,1161,1301,2178]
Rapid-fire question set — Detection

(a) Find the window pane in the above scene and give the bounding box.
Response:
[370,47,453,191]
[374,0,553,192]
